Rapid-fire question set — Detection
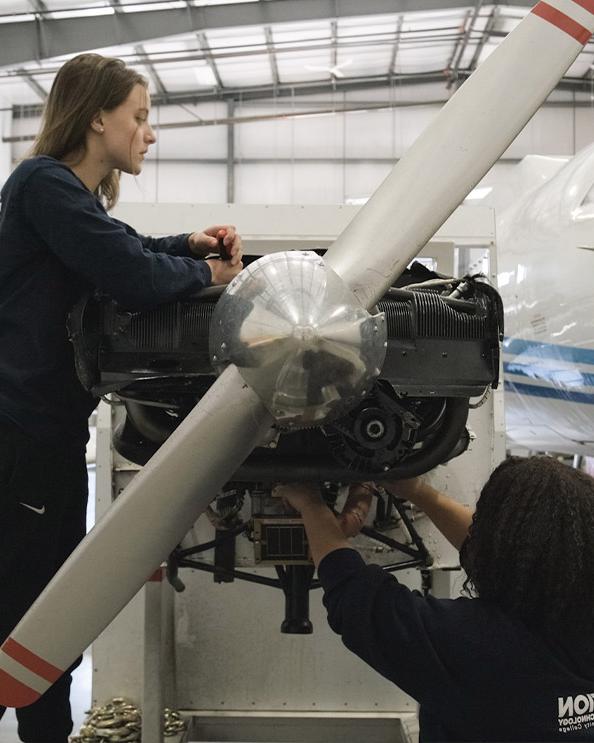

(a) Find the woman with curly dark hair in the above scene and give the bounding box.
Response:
[278,457,594,742]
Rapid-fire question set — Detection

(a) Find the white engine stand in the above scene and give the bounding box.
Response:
[92,203,504,743]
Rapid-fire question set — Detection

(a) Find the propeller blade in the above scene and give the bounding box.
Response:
[0,365,272,707]
[324,1,594,309]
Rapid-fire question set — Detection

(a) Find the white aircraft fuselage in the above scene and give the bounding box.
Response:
[498,144,594,455]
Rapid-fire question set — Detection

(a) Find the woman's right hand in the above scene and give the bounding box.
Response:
[206,257,244,286]
[382,476,428,506]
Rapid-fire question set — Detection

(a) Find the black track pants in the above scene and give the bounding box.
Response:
[0,419,88,743]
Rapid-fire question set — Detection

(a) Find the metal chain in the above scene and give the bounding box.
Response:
[70,698,186,742]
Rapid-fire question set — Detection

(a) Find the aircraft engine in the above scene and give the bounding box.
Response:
[69,257,502,483]
[67,256,503,634]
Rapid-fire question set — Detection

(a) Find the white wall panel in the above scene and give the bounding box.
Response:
[291,111,345,159]
[344,83,448,103]
[503,105,576,159]
[235,162,293,203]
[575,105,594,153]
[236,114,294,159]
[10,115,38,138]
[343,161,393,202]
[118,161,226,204]
[290,162,343,203]
[344,108,395,158]
[152,123,227,160]
[156,101,228,124]
[468,161,522,214]
[236,104,345,159]
[235,162,343,204]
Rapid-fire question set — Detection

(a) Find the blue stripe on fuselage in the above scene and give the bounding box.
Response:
[503,337,594,366]
[503,361,594,388]
[504,381,594,405]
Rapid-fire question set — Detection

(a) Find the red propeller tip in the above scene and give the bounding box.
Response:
[0,669,41,707]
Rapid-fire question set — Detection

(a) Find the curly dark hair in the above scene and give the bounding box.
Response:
[460,455,594,635]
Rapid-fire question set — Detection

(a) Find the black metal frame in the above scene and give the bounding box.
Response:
[166,489,432,593]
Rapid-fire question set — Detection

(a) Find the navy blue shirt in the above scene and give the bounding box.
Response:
[0,156,212,447]
[319,548,594,742]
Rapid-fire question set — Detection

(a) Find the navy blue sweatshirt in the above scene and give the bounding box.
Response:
[0,156,212,447]
[319,548,594,742]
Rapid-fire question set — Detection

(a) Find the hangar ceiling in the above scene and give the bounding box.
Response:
[0,0,593,110]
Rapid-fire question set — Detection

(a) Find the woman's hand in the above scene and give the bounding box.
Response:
[382,476,472,550]
[338,483,374,538]
[192,224,243,286]
[382,476,426,506]
[273,482,323,513]
[189,225,243,263]
[275,482,373,538]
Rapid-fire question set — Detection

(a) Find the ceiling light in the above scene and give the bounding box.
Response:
[195,67,217,86]
[122,1,185,13]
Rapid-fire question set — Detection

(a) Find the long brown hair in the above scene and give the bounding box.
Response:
[31,53,147,210]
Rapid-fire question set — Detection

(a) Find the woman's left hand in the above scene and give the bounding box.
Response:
[273,482,322,513]
[188,225,243,266]
[338,483,374,538]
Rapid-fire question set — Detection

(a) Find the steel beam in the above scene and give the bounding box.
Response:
[6,92,591,144]
[197,32,224,91]
[16,67,46,100]
[10,59,593,117]
[468,5,498,71]
[147,71,452,106]
[27,0,48,12]
[447,0,485,88]
[0,0,532,68]
[264,27,280,88]
[134,43,169,99]
[227,99,235,203]
[9,65,592,116]
[331,20,338,77]
[6,72,452,119]
[107,1,171,99]
[389,16,404,76]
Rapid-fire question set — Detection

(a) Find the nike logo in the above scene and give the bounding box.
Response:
[19,502,46,515]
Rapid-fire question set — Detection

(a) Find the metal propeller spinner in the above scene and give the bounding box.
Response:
[210,250,387,428]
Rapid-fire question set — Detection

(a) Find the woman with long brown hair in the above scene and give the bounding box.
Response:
[0,53,242,742]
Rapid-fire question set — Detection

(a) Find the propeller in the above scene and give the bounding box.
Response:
[2,0,593,707]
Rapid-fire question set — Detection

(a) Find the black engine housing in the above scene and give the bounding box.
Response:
[70,268,502,482]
